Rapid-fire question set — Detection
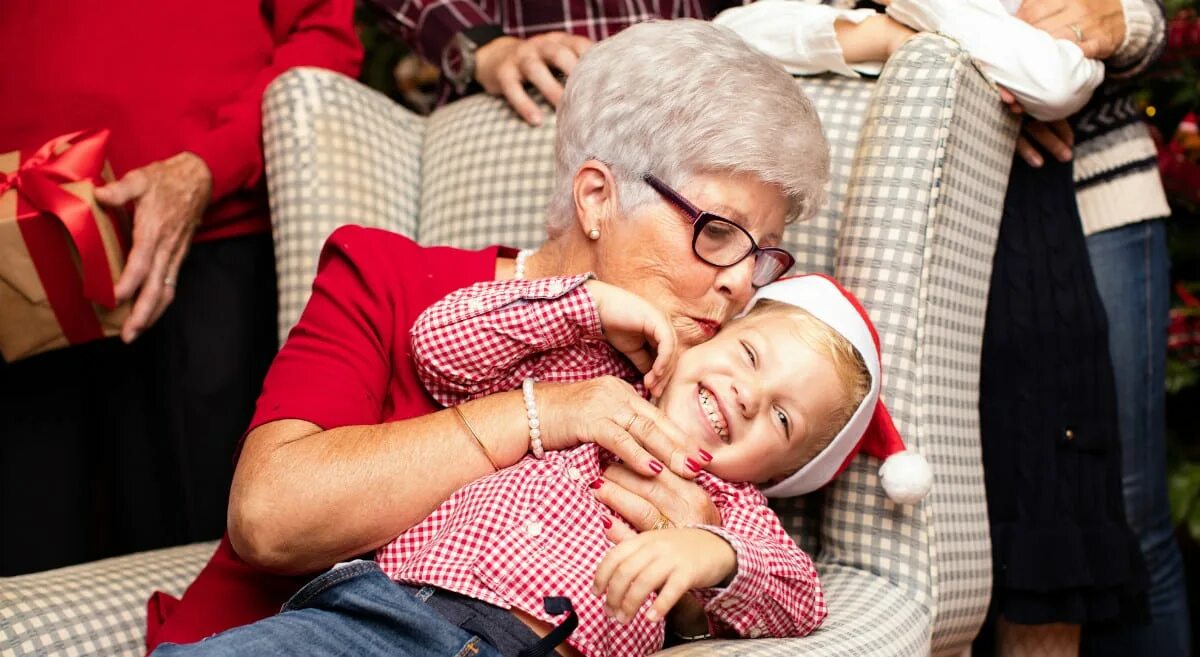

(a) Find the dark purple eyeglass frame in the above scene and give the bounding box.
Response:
[642,174,795,287]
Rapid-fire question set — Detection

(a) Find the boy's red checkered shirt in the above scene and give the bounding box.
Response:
[376,275,826,657]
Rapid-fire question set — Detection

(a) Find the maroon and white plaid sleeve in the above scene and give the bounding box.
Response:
[412,274,629,406]
[368,0,493,64]
[687,479,827,639]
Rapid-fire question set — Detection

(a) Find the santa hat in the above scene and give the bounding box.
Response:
[746,274,932,504]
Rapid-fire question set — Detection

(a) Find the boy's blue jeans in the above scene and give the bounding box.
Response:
[1082,219,1191,656]
[152,561,541,657]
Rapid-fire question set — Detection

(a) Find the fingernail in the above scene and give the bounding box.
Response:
[698,449,713,462]
[1059,150,1072,162]
[646,609,660,622]
[686,457,702,473]
[1030,155,1043,168]
[600,515,612,528]
[589,478,604,489]
[648,460,663,474]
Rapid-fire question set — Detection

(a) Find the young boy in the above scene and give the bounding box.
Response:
[154,272,930,657]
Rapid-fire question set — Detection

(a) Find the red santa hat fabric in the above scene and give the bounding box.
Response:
[746,274,932,503]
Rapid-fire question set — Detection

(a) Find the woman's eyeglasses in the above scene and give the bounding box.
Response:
[643,174,794,288]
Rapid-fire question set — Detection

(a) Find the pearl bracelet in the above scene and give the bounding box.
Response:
[522,377,544,458]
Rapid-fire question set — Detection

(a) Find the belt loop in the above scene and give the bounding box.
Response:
[517,597,577,657]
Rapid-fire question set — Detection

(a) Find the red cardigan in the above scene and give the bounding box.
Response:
[146,227,512,649]
[0,0,361,242]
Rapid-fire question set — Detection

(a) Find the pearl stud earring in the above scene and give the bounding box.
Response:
[588,229,600,240]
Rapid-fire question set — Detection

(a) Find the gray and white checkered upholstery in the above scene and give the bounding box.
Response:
[0,542,216,657]
[0,33,1016,657]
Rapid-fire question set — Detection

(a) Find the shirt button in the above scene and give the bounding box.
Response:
[749,627,764,639]
[526,521,544,537]
[548,281,565,296]
[721,598,737,610]
[467,300,485,312]
[567,467,581,481]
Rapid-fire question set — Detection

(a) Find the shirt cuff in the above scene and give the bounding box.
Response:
[187,120,262,205]
[716,3,877,78]
[686,525,769,638]
[1110,0,1155,68]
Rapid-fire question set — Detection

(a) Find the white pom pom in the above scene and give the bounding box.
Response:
[878,451,932,504]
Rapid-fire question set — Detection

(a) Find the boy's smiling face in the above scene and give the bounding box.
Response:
[657,310,848,484]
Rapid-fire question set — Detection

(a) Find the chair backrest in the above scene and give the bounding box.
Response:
[416,77,874,278]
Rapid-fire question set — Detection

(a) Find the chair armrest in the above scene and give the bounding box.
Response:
[263,68,427,343]
[0,542,217,657]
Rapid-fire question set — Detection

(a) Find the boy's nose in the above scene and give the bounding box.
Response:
[732,379,760,416]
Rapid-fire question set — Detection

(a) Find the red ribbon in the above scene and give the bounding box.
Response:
[1,130,124,346]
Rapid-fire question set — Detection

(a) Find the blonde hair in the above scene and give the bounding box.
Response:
[742,300,871,470]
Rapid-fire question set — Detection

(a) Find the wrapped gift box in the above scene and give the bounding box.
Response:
[0,129,131,362]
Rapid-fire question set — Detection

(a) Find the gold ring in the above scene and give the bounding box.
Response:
[622,413,638,432]
[1069,23,1083,42]
[651,513,672,531]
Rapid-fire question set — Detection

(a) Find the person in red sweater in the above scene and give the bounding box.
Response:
[0,1,361,575]
[144,20,832,652]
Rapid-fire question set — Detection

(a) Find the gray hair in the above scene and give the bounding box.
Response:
[546,19,830,237]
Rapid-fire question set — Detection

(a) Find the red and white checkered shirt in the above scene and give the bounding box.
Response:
[364,0,743,104]
[375,275,826,657]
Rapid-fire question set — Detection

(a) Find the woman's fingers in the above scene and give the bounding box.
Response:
[1024,120,1073,162]
[1016,135,1044,168]
[603,463,721,527]
[592,475,674,532]
[618,399,700,478]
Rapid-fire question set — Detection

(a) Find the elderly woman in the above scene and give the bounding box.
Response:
[145,19,830,650]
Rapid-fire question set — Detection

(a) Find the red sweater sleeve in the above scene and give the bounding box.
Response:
[251,225,400,431]
[188,0,363,203]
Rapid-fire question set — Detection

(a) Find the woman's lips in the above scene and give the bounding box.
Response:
[692,318,720,339]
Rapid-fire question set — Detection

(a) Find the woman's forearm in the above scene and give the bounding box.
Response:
[228,389,529,574]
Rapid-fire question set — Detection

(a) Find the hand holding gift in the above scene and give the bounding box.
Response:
[0,130,132,361]
[94,151,211,343]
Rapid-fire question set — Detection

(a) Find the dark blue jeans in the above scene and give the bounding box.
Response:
[152,561,514,657]
[1082,219,1192,656]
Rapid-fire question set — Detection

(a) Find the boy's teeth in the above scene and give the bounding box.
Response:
[698,387,730,441]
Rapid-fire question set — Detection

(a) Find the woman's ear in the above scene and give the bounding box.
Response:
[572,159,619,240]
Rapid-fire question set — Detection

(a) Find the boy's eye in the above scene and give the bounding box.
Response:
[775,408,791,438]
[741,340,757,367]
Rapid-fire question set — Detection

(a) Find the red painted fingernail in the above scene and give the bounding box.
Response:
[648,460,663,474]
[589,478,604,489]
[686,457,702,473]
[698,449,713,462]
[600,515,612,529]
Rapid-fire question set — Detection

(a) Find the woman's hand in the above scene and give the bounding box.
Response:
[592,462,722,535]
[593,528,735,624]
[585,279,678,398]
[1016,0,1125,60]
[536,376,705,478]
[997,87,1075,167]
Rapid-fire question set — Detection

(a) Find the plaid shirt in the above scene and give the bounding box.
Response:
[376,275,826,657]
[364,0,741,104]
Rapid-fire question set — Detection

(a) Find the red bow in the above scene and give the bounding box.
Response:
[1,129,120,310]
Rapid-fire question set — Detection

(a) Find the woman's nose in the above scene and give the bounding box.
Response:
[714,257,756,306]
